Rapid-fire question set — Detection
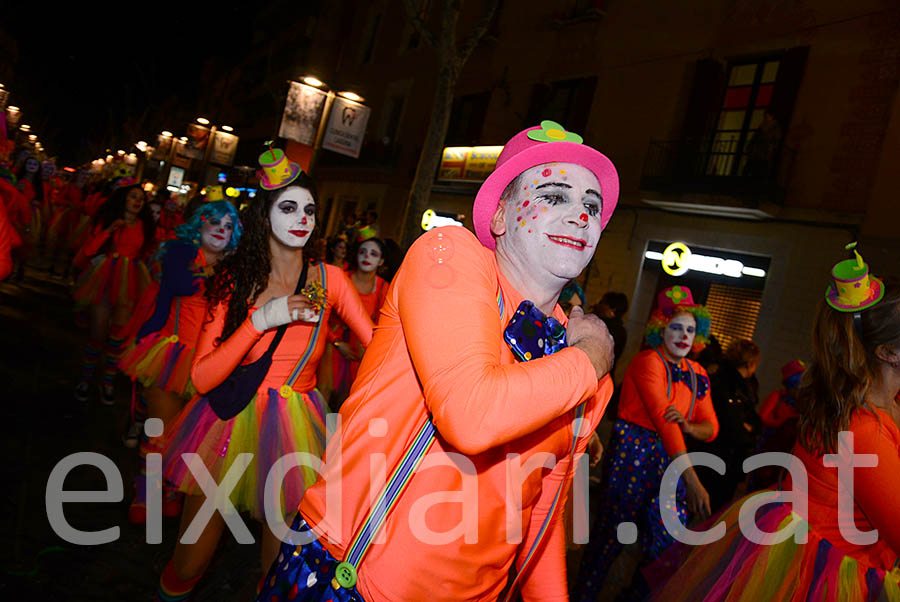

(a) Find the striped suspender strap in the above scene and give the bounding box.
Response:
[281,263,327,392]
[500,403,586,602]
[334,282,511,586]
[173,297,181,336]
[652,348,698,421]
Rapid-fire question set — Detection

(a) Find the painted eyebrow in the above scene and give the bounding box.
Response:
[535,181,572,190]
[585,189,602,199]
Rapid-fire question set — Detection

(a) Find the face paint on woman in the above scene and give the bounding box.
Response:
[663,312,697,360]
[200,214,234,253]
[269,185,316,248]
[357,241,384,273]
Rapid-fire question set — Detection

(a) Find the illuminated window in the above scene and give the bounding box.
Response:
[705,284,763,350]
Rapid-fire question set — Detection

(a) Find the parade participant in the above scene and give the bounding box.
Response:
[749,359,805,489]
[154,148,374,602]
[575,285,718,601]
[72,184,154,405]
[118,200,242,523]
[318,237,388,409]
[325,235,349,270]
[44,168,89,275]
[646,245,900,601]
[258,121,619,602]
[693,338,762,513]
[0,195,15,280]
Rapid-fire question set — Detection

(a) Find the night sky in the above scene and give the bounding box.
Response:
[4,3,259,165]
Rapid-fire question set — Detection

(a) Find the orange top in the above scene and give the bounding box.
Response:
[154,250,209,347]
[346,274,388,373]
[617,349,718,456]
[0,178,30,228]
[81,222,146,259]
[758,390,800,428]
[0,198,13,280]
[300,227,611,602]
[191,264,374,396]
[786,407,900,569]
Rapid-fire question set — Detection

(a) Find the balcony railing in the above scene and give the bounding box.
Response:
[640,138,795,204]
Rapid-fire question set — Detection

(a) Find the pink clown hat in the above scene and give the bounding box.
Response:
[472,120,619,250]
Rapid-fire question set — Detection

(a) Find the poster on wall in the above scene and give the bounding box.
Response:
[321,96,371,159]
[210,131,239,166]
[182,123,210,159]
[0,89,8,110]
[152,134,173,159]
[278,81,328,145]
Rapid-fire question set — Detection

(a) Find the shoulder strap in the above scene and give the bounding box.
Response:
[652,347,674,402]
[284,262,327,387]
[685,359,698,421]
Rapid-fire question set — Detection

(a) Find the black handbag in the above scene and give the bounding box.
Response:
[206,260,308,420]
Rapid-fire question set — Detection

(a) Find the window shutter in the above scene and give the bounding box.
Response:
[682,59,727,142]
[768,46,809,130]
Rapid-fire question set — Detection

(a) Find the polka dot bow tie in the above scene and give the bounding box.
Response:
[503,300,568,362]
[666,360,710,398]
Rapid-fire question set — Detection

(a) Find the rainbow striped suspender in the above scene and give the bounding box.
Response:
[652,347,698,420]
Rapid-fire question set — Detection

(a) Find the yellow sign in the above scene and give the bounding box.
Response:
[438,146,503,182]
[662,242,691,276]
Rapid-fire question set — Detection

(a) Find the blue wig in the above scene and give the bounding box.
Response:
[174,201,242,251]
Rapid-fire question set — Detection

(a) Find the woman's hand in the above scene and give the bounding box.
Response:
[665,406,696,438]
[684,470,712,519]
[251,294,316,331]
[587,431,603,467]
[106,218,125,233]
[334,341,359,361]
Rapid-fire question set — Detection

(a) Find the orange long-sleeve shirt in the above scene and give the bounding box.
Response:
[758,389,800,428]
[617,349,718,456]
[190,263,373,396]
[300,227,612,602]
[81,222,145,259]
[786,407,900,569]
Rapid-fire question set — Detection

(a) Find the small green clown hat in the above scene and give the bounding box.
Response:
[825,242,884,312]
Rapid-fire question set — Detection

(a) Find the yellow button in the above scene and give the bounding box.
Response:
[334,561,357,588]
[112,252,120,259]
[168,334,179,344]
[279,385,293,398]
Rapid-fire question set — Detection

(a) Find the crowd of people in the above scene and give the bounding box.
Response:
[2,121,899,602]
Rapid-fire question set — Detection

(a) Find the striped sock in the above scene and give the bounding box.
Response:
[155,559,201,602]
[103,335,126,387]
[80,342,102,383]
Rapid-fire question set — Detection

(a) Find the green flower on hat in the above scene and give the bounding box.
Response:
[527,120,584,144]
[666,285,688,304]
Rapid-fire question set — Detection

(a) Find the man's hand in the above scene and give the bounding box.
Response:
[567,306,614,380]
[684,469,712,519]
[588,431,603,466]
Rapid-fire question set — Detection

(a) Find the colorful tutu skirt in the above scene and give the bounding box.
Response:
[72,253,151,309]
[119,332,196,397]
[645,492,900,602]
[162,386,328,521]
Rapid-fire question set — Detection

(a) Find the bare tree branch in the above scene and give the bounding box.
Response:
[401,0,438,48]
[457,0,501,63]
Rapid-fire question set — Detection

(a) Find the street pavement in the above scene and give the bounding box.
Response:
[1,268,261,601]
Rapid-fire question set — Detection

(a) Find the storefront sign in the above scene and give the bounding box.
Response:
[322,96,371,158]
[647,242,766,279]
[279,81,329,146]
[166,166,185,191]
[182,124,210,160]
[438,146,503,182]
[210,130,239,166]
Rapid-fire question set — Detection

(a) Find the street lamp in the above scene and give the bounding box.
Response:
[161,131,173,137]
[19,124,30,132]
[197,117,210,125]
[339,91,364,102]
[221,125,234,132]
[302,76,325,88]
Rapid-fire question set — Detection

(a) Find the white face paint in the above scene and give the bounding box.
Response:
[25,158,39,174]
[356,240,384,273]
[269,185,316,248]
[41,162,56,179]
[200,213,234,253]
[148,203,162,223]
[497,162,603,284]
[663,312,697,360]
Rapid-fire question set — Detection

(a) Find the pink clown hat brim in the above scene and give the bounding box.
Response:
[825,276,885,312]
[258,162,302,190]
[472,138,619,250]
